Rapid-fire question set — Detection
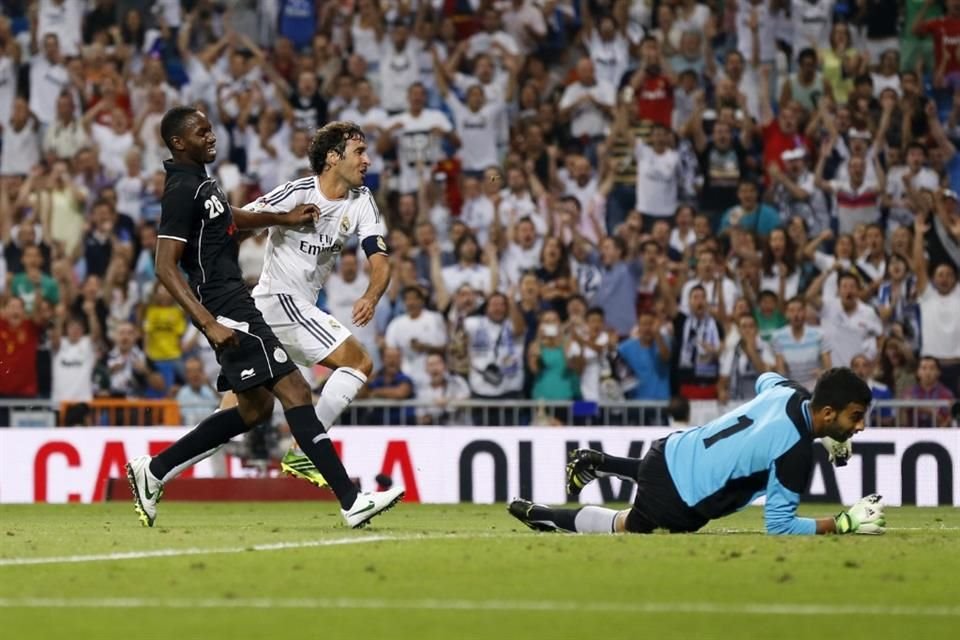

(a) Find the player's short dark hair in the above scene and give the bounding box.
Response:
[811,368,873,412]
[308,121,366,174]
[160,106,200,151]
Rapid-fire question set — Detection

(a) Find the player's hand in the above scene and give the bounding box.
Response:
[352,296,376,327]
[835,494,886,535]
[278,204,321,227]
[203,322,240,351]
[821,435,852,467]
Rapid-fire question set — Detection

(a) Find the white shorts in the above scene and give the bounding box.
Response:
[254,293,351,367]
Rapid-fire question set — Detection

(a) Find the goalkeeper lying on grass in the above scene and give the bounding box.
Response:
[510,369,887,536]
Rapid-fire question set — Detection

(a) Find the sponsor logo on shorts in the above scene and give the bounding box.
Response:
[240,368,256,380]
[328,318,341,330]
[274,347,289,363]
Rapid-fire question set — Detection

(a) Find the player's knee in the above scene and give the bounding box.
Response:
[353,350,374,378]
[624,507,655,534]
[272,371,314,408]
[237,397,273,426]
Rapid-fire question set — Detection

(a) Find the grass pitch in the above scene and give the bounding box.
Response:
[0,502,958,640]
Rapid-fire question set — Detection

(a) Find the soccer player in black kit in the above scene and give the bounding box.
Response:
[125,106,404,529]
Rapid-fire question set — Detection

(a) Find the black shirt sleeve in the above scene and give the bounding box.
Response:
[158,179,199,242]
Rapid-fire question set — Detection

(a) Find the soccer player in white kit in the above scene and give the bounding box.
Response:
[220,121,390,485]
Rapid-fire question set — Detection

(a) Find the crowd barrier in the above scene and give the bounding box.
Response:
[1,427,956,506]
[2,399,957,429]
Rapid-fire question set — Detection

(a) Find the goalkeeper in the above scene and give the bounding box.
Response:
[510,369,887,536]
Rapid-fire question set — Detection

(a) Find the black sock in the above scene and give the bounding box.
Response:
[285,405,358,509]
[598,454,642,480]
[150,408,250,481]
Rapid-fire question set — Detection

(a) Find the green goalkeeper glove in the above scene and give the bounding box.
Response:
[835,494,886,535]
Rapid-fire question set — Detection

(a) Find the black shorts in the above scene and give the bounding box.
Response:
[209,293,298,393]
[625,437,709,534]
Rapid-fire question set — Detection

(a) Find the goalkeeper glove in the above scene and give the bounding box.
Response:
[821,436,852,467]
[835,494,886,535]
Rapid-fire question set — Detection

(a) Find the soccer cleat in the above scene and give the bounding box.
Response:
[566,448,605,496]
[280,450,328,488]
[507,499,560,532]
[125,455,164,528]
[342,487,405,529]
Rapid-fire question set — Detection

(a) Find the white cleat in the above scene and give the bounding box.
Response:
[125,455,164,527]
[342,487,405,529]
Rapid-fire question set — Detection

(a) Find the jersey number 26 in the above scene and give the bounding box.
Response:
[205,196,225,219]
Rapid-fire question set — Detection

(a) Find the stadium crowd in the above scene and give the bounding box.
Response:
[1,0,959,429]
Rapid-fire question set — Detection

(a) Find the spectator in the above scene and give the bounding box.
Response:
[50,311,95,407]
[671,285,724,399]
[141,283,186,391]
[815,147,884,236]
[567,307,618,404]
[10,244,59,314]
[591,236,638,338]
[719,180,781,238]
[718,313,776,404]
[379,82,456,194]
[416,353,470,425]
[691,112,749,224]
[385,286,448,393]
[772,296,832,390]
[0,297,44,422]
[769,147,830,238]
[528,309,580,402]
[0,97,41,177]
[28,34,70,129]
[899,356,956,427]
[464,292,526,424]
[104,322,148,396]
[634,123,681,224]
[558,57,616,156]
[618,310,672,404]
[436,234,495,303]
[679,247,740,318]
[4,221,51,278]
[850,353,895,427]
[176,357,219,427]
[363,346,416,425]
[753,290,786,342]
[820,272,883,367]
[914,212,960,393]
[875,252,920,351]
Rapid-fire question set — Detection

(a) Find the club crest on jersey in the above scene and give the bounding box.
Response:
[273,347,288,363]
[340,215,350,234]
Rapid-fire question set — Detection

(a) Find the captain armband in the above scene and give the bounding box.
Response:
[362,235,389,257]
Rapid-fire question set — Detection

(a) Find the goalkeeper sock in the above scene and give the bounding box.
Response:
[315,367,366,427]
[573,506,619,533]
[596,454,642,481]
[149,408,250,482]
[285,405,358,510]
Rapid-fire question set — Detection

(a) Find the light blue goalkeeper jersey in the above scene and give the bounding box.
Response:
[664,373,818,535]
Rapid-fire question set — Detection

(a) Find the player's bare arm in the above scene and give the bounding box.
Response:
[155,237,238,350]
[230,203,321,230]
[353,251,390,327]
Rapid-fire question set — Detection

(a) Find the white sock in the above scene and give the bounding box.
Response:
[315,367,367,428]
[574,506,619,533]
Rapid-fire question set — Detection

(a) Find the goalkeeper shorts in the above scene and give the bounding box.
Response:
[625,437,709,534]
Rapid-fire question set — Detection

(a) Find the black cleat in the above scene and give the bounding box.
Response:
[566,449,605,496]
[508,499,560,532]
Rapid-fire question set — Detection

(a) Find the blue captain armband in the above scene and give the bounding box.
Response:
[362,235,389,257]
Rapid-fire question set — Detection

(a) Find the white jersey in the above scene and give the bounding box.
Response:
[246,176,388,303]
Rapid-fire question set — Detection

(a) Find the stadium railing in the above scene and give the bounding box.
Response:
[0,399,957,428]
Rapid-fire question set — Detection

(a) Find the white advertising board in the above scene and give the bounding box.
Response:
[0,428,957,506]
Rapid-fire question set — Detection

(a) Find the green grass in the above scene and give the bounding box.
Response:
[0,502,958,640]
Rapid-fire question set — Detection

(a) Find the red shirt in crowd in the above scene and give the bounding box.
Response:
[916,16,960,76]
[762,120,808,180]
[635,74,673,128]
[0,317,39,397]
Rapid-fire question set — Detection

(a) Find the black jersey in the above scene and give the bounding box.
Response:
[158,161,246,311]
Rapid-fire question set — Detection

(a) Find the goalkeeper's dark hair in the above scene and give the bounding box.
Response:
[308,121,366,174]
[160,106,200,151]
[811,368,873,412]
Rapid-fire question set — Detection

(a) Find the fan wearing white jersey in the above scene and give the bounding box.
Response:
[218,122,390,484]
